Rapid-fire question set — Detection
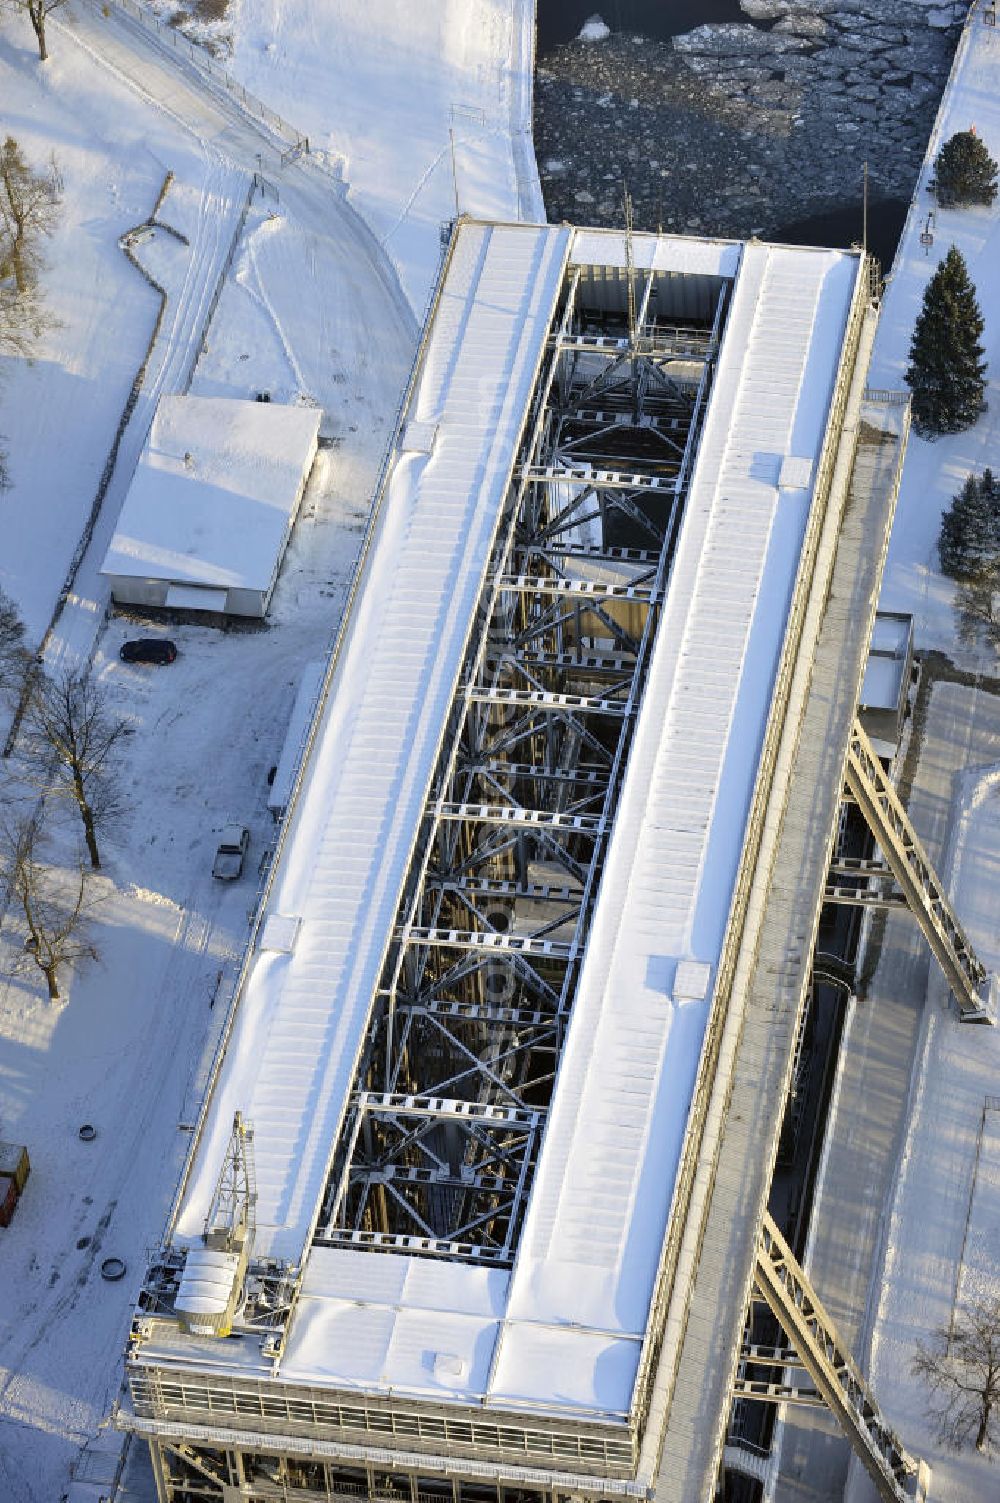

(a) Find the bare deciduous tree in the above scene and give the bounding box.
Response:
[1,0,69,61]
[0,586,25,670]
[1,135,59,358]
[24,668,129,869]
[912,1303,1000,1454]
[0,812,98,1002]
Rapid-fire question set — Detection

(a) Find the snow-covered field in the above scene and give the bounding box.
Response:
[0,0,505,1491]
[221,0,543,310]
[137,0,543,312]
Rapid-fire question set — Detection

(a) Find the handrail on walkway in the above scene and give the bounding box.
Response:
[90,0,309,157]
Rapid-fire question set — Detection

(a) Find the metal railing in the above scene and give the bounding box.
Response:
[89,0,309,156]
[864,387,910,406]
[127,1368,636,1477]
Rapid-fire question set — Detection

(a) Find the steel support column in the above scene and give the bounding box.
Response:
[753,1212,929,1503]
[842,716,992,1021]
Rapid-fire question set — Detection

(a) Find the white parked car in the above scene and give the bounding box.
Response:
[213,824,250,881]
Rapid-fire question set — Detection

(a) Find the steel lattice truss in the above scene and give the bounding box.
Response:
[316,265,730,1263]
[738,1212,925,1503]
[826,718,991,1021]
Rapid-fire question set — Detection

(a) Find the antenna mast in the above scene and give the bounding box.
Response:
[624,185,637,345]
[204,1111,256,1254]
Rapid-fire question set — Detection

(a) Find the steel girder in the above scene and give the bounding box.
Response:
[316,268,729,1263]
[836,716,992,1020]
[752,1211,928,1503]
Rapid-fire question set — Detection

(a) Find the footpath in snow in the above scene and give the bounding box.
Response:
[220,0,544,311]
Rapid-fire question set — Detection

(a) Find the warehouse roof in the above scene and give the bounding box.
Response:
[102,394,320,592]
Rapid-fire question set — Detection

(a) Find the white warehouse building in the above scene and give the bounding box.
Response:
[102,394,321,619]
[120,221,969,1503]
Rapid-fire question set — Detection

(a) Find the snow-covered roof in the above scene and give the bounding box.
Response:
[162,223,862,1421]
[491,239,860,1414]
[861,655,906,713]
[282,1250,509,1398]
[173,223,573,1258]
[101,395,320,592]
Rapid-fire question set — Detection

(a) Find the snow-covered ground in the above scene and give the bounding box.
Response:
[133,0,544,312]
[0,21,233,645]
[221,0,543,311]
[868,15,1000,661]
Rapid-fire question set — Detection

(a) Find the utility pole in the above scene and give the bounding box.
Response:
[623,184,636,345]
[449,128,460,218]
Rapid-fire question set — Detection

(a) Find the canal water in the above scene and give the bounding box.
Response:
[536,1,757,54]
[773,198,911,274]
[535,3,913,269]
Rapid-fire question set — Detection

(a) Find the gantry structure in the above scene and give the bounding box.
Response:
[121,220,987,1503]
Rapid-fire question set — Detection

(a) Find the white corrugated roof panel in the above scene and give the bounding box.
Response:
[174,224,571,1264]
[491,242,860,1408]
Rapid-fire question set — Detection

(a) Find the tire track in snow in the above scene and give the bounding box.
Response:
[0,892,231,1454]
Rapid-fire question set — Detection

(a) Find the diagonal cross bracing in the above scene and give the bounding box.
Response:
[316,264,728,1263]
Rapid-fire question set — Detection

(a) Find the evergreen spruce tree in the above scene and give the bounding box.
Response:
[936,129,999,208]
[905,246,987,436]
[939,469,1000,579]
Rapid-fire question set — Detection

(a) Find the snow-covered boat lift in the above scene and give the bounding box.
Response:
[120,220,955,1503]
